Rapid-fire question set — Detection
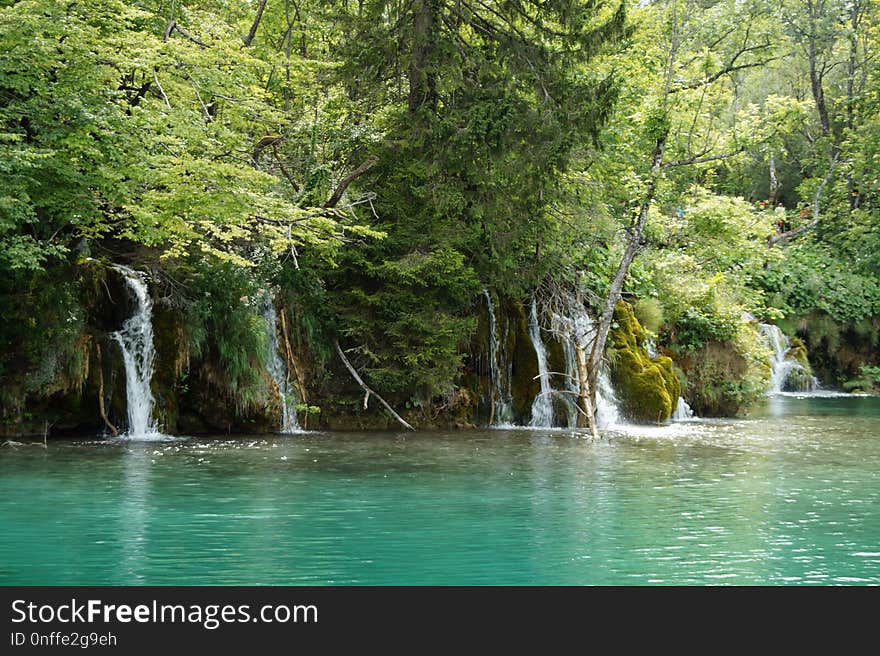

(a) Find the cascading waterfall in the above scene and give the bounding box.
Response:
[111,265,159,437]
[560,338,582,428]
[261,299,302,434]
[759,323,818,393]
[554,299,622,429]
[672,397,695,421]
[594,369,621,429]
[483,290,515,426]
[528,297,555,428]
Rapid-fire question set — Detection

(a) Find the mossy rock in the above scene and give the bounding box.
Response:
[784,367,815,392]
[610,301,680,423]
[678,340,762,417]
[777,336,815,391]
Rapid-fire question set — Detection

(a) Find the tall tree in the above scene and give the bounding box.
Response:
[321,0,629,398]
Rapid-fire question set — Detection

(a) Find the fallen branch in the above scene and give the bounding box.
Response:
[2,439,46,448]
[95,343,119,437]
[334,341,415,431]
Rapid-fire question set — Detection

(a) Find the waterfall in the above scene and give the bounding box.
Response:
[595,369,621,429]
[561,338,582,428]
[261,299,302,434]
[528,297,555,428]
[483,290,515,426]
[759,323,818,393]
[554,302,621,429]
[672,397,695,421]
[111,265,159,437]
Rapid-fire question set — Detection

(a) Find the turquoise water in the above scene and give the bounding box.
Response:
[1,395,879,585]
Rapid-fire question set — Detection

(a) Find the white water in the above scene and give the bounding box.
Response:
[111,265,159,438]
[262,299,302,434]
[594,369,621,429]
[672,396,695,421]
[528,297,555,428]
[553,298,622,430]
[483,290,515,426]
[759,323,818,394]
[561,338,582,428]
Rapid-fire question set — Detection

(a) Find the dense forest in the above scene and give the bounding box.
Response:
[1,0,878,436]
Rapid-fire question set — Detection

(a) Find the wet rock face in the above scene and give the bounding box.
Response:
[610,301,680,423]
[505,299,540,425]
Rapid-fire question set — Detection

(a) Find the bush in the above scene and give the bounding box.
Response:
[843,364,880,393]
[634,298,664,333]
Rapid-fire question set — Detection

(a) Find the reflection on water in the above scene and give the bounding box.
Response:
[1,395,879,585]
[119,443,151,584]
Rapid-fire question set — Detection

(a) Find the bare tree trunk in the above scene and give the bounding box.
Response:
[279,306,308,407]
[768,154,780,205]
[587,136,666,393]
[845,0,863,209]
[575,344,598,439]
[806,0,837,162]
[95,342,118,436]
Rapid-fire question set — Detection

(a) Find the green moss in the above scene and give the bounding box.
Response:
[783,336,815,390]
[610,301,680,423]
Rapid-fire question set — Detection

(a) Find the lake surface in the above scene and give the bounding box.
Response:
[1,395,879,585]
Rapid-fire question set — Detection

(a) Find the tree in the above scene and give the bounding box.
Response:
[320,0,629,400]
[573,0,778,420]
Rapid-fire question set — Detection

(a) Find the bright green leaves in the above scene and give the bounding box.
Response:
[0,0,376,275]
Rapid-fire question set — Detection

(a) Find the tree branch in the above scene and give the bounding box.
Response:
[164,20,210,48]
[670,56,778,93]
[334,341,415,431]
[769,158,836,246]
[663,147,744,168]
[251,134,284,167]
[324,156,378,208]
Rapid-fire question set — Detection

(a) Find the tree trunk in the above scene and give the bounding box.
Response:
[243,0,268,47]
[768,154,780,205]
[846,0,862,209]
[575,344,598,439]
[408,0,438,114]
[587,136,666,396]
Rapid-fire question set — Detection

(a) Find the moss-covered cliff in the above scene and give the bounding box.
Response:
[609,301,681,423]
